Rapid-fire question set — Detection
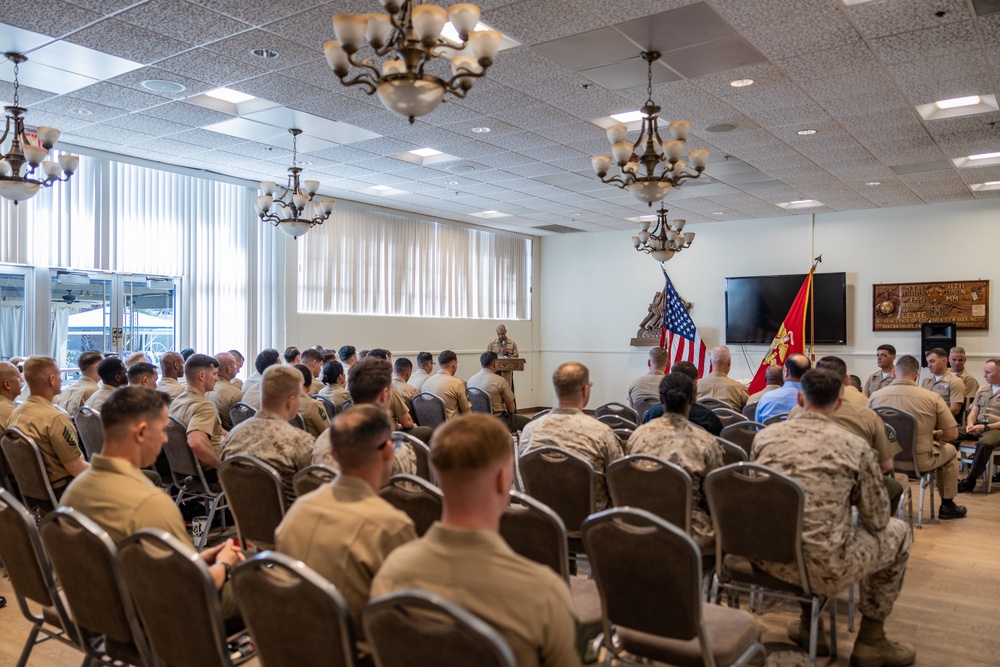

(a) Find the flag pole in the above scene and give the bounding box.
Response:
[810,253,822,361]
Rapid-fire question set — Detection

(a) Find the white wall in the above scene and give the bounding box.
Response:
[538,197,1000,408]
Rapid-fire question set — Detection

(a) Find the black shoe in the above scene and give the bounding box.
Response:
[957,477,976,493]
[938,503,968,520]
[992,472,1000,484]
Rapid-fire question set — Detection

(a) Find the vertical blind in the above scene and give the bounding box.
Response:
[298,205,532,319]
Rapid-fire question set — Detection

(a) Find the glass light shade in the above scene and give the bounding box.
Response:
[448,4,481,36]
[683,231,695,243]
[591,155,612,175]
[673,159,686,174]
[666,230,676,242]
[42,160,61,178]
[258,195,273,211]
[22,145,47,166]
[292,193,309,209]
[0,180,40,201]
[382,60,407,75]
[323,41,350,72]
[628,180,672,204]
[260,181,278,196]
[0,160,12,177]
[689,148,709,168]
[638,230,650,243]
[380,0,401,10]
[333,14,368,49]
[302,180,320,196]
[364,13,392,44]
[664,139,684,160]
[412,5,448,41]
[606,124,628,144]
[279,220,312,238]
[468,30,502,60]
[674,219,686,231]
[622,162,639,175]
[451,55,481,85]
[35,126,60,149]
[638,220,651,232]
[320,199,336,214]
[631,235,640,247]
[651,249,675,263]
[669,120,691,139]
[651,138,663,156]
[58,154,79,174]
[377,78,446,119]
[610,141,634,164]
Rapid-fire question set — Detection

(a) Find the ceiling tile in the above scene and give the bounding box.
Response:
[64,19,191,64]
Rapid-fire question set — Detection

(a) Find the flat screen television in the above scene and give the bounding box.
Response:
[725,272,847,345]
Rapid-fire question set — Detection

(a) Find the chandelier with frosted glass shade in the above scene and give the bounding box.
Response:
[256,129,336,239]
[632,206,694,263]
[591,52,709,206]
[324,1,502,123]
[0,53,79,205]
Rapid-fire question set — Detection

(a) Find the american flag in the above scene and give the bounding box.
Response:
[660,269,712,377]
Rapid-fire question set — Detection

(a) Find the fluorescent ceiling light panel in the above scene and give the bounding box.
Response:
[391,150,459,166]
[470,210,511,218]
[916,94,998,121]
[952,151,1000,168]
[777,199,823,209]
[610,110,645,123]
[440,20,520,54]
[626,214,658,222]
[410,147,443,157]
[205,88,256,103]
[360,185,407,196]
[970,181,1000,191]
[936,95,980,109]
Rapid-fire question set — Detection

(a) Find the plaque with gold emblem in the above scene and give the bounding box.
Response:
[872,281,988,331]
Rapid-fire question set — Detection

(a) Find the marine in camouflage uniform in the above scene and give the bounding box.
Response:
[220,410,314,505]
[519,407,622,510]
[625,411,723,552]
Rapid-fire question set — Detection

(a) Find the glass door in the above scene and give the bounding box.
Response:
[0,265,31,362]
[49,270,114,373]
[121,276,177,365]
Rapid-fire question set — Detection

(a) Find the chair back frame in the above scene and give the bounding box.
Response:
[712,406,748,429]
[596,413,638,430]
[595,401,639,424]
[606,454,693,534]
[217,454,286,549]
[378,474,443,537]
[467,387,493,414]
[164,417,228,550]
[1,427,59,511]
[74,406,104,460]
[719,421,764,458]
[518,446,597,535]
[411,393,447,430]
[499,490,570,583]
[696,397,730,410]
[292,464,339,498]
[229,402,256,428]
[632,395,659,423]
[393,431,433,482]
[312,394,338,421]
[715,437,749,466]
[873,407,919,474]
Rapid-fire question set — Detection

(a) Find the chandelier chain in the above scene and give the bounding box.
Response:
[11,57,19,107]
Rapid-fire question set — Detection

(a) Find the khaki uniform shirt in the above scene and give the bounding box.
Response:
[392,377,419,412]
[220,411,315,505]
[467,368,514,415]
[520,407,622,511]
[625,412,724,552]
[921,371,965,410]
[421,371,471,419]
[241,372,261,397]
[627,370,665,412]
[842,385,867,406]
[408,368,430,391]
[697,371,748,410]
[867,380,956,464]
[863,369,894,397]
[309,378,325,395]
[276,475,416,638]
[207,377,244,431]
[747,383,780,405]
[83,384,116,412]
[318,383,351,408]
[751,413,891,597]
[790,400,900,463]
[232,378,243,391]
[371,524,582,667]
[169,386,225,457]
[954,369,981,400]
[312,426,417,477]
[298,394,329,438]
[0,394,16,429]
[156,376,186,400]
[61,454,188,543]
[57,376,99,417]
[486,338,519,358]
[971,385,1000,426]
[7,395,83,489]
[242,383,262,411]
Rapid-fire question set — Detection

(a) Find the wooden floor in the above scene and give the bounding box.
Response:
[3,480,999,666]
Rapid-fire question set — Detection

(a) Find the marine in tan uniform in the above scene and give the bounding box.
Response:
[696,346,748,410]
[207,352,244,430]
[300,348,326,395]
[407,352,434,391]
[371,414,583,667]
[863,344,896,398]
[468,352,530,433]
[228,349,245,390]
[61,386,244,619]
[520,361,622,511]
[753,368,915,667]
[349,357,433,444]
[6,356,89,496]
[747,364,783,405]
[486,324,519,388]
[867,355,967,519]
[420,350,471,420]
[318,360,351,408]
[391,357,420,413]
[958,359,1000,493]
[156,351,186,400]
[842,383,868,406]
[291,364,329,438]
[626,346,668,413]
[921,348,965,420]
[84,357,128,412]
[56,349,103,417]
[276,404,416,653]
[242,349,281,411]
[949,346,981,399]
[220,365,314,505]
[127,362,159,389]
[626,372,723,552]
[169,353,225,470]
[0,360,23,429]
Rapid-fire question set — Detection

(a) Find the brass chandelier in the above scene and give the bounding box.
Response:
[0,53,79,204]
[324,1,502,123]
[257,129,336,239]
[591,51,709,206]
[632,206,694,263]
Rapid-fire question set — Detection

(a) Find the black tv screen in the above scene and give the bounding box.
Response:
[725,272,847,345]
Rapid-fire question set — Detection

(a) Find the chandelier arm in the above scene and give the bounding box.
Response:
[335,72,378,95]
[344,51,383,79]
[0,116,11,148]
[443,63,492,92]
[598,175,629,188]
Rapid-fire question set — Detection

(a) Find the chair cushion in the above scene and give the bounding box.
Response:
[721,555,803,595]
[618,603,761,667]
[569,577,602,639]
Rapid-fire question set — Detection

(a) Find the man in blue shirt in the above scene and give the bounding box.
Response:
[755,354,811,423]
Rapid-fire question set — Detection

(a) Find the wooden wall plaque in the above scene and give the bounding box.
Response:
[872,280,988,331]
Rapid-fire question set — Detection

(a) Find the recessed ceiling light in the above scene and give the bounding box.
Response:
[611,110,645,123]
[470,126,491,133]
[969,152,1000,160]
[569,212,582,216]
[866,181,881,186]
[792,199,813,204]
[796,129,817,135]
[297,160,312,166]
[370,185,394,191]
[445,180,460,185]
[935,95,980,110]
[470,210,511,218]
[141,79,186,93]
[730,78,754,88]
[68,107,92,115]
[712,211,724,215]
[410,147,443,157]
[250,48,279,59]
[777,199,823,209]
[205,88,256,104]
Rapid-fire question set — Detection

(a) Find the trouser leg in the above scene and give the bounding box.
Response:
[858,520,912,622]
[882,475,903,516]
[930,442,958,499]
[965,431,1000,479]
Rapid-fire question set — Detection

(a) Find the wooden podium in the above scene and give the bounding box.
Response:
[496,358,526,373]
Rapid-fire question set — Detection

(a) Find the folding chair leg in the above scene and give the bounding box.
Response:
[917,477,925,529]
[808,598,821,667]
[929,472,936,520]
[848,583,855,632]
[198,496,223,551]
[16,623,41,667]
[828,597,838,659]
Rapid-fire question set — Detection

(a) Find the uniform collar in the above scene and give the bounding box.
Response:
[90,454,156,485]
[182,385,206,398]
[332,474,378,501]
[424,523,512,553]
[891,379,916,386]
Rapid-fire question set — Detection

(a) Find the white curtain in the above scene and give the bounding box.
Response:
[49,305,69,365]
[0,303,24,360]
[298,205,531,319]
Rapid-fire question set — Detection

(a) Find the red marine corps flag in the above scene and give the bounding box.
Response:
[747,257,820,394]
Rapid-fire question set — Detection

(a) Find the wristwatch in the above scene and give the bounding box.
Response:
[220,562,232,581]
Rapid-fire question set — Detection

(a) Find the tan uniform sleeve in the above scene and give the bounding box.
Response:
[188,401,221,438]
[499,377,515,405]
[947,379,964,406]
[509,341,519,358]
[455,382,471,413]
[133,491,192,546]
[48,413,83,466]
[934,396,958,430]
[540,577,585,667]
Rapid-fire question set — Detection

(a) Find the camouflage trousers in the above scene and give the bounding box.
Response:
[806,517,911,622]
